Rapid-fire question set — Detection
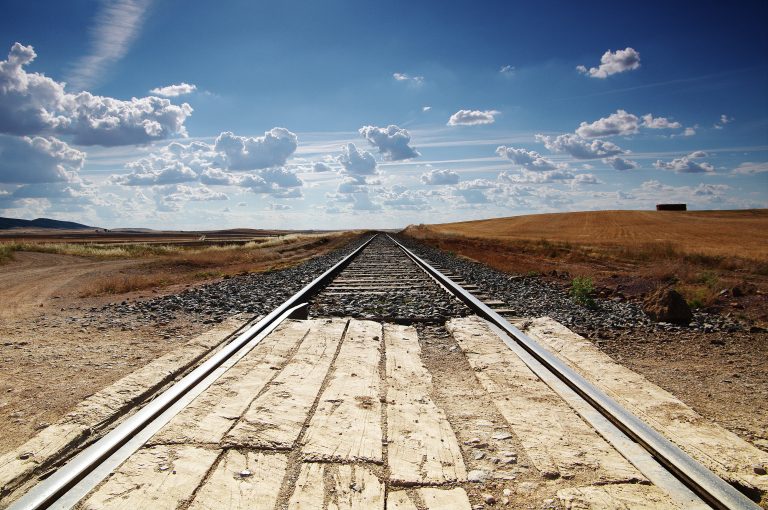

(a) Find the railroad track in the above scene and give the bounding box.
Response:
[2,233,765,509]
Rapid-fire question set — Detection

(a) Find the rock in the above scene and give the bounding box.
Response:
[492,432,513,440]
[502,489,512,497]
[483,494,496,504]
[467,469,489,482]
[754,464,767,475]
[642,287,693,325]
[474,451,485,460]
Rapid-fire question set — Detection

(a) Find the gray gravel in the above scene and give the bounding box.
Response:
[394,234,743,334]
[92,235,372,326]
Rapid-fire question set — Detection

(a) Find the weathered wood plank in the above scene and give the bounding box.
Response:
[79,445,219,510]
[386,489,472,509]
[301,319,383,463]
[557,483,683,509]
[384,324,467,486]
[151,320,309,445]
[419,488,472,509]
[224,319,347,449]
[0,317,245,501]
[187,450,287,510]
[287,463,384,509]
[519,317,768,498]
[447,317,642,483]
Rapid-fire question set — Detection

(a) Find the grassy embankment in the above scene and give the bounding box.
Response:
[403,210,768,309]
[1,232,360,296]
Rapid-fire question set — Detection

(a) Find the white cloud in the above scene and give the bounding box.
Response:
[67,0,152,90]
[422,106,431,112]
[337,143,377,177]
[160,184,228,202]
[577,47,641,79]
[0,43,193,146]
[268,203,291,210]
[575,110,639,138]
[420,168,459,185]
[359,124,420,161]
[688,150,707,158]
[714,114,734,129]
[572,173,601,186]
[603,156,638,171]
[0,134,84,184]
[641,114,681,130]
[499,169,575,184]
[150,82,197,97]
[447,109,499,126]
[733,162,768,175]
[500,65,515,75]
[681,127,696,137]
[214,128,298,170]
[199,168,238,185]
[496,145,562,171]
[114,160,197,186]
[379,186,430,210]
[536,133,625,159]
[312,161,332,172]
[654,154,715,173]
[393,72,424,85]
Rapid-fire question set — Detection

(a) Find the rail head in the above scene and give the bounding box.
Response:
[388,234,760,510]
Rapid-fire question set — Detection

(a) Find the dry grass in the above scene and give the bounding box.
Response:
[75,231,359,296]
[414,209,768,261]
[404,210,768,312]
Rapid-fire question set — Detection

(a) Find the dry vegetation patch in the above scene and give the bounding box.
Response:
[404,210,768,324]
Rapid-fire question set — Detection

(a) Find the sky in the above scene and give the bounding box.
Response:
[1,0,767,230]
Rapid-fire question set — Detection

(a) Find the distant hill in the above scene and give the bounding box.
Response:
[0,217,95,230]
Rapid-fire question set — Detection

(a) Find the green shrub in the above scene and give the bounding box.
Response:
[570,276,596,308]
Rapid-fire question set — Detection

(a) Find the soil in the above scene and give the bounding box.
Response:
[0,252,214,454]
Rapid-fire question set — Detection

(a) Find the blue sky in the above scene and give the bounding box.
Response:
[1,0,766,229]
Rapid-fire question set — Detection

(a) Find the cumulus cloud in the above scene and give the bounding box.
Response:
[575,110,639,138]
[160,184,228,202]
[500,65,515,75]
[268,203,291,210]
[732,162,768,175]
[0,134,85,184]
[536,133,625,159]
[393,72,424,85]
[214,128,298,170]
[420,168,459,185]
[496,145,562,171]
[359,124,420,161]
[337,143,377,177]
[577,47,641,79]
[379,186,430,210]
[67,0,152,90]
[641,114,681,130]
[112,129,303,196]
[422,106,431,112]
[150,82,197,97]
[572,173,601,186]
[447,109,499,126]
[654,154,715,173]
[680,127,696,137]
[603,156,638,171]
[0,43,193,146]
[312,161,332,172]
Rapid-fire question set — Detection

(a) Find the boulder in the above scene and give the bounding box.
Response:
[643,287,693,325]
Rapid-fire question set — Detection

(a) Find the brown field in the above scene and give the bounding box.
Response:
[409,209,768,260]
[404,209,768,323]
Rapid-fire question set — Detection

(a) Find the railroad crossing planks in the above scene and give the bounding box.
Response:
[187,451,287,510]
[301,320,383,463]
[384,323,467,485]
[224,319,347,450]
[519,317,768,499]
[287,463,385,509]
[151,320,309,445]
[79,445,219,509]
[446,316,643,483]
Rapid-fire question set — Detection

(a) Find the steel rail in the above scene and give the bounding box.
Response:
[388,234,759,510]
[9,233,377,510]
